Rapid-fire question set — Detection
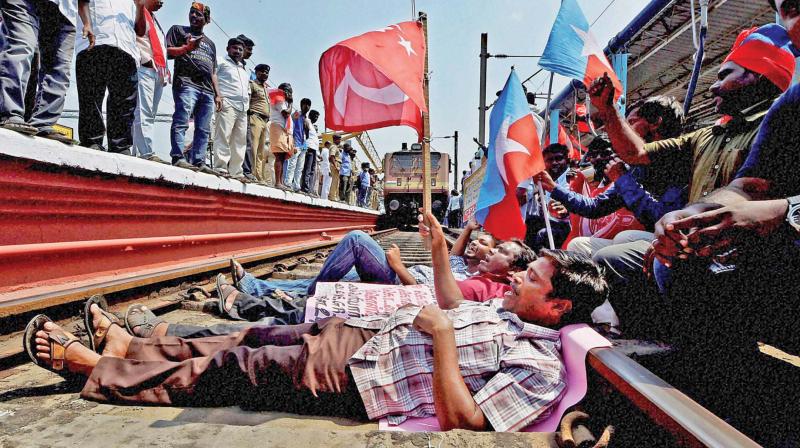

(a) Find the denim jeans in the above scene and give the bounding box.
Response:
[287,145,306,190]
[0,0,75,129]
[133,66,164,157]
[170,84,215,165]
[239,230,397,302]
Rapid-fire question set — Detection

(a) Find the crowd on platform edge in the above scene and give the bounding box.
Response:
[9,0,800,445]
[0,0,382,208]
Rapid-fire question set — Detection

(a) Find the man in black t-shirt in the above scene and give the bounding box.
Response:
[166,2,220,173]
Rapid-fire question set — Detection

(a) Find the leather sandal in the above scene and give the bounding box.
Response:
[216,273,238,317]
[0,120,38,135]
[23,314,82,376]
[83,295,123,354]
[124,304,166,338]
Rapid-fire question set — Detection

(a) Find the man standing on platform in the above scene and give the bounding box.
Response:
[133,0,170,163]
[302,109,320,194]
[212,38,250,179]
[236,34,259,182]
[319,140,332,198]
[357,162,371,207]
[287,98,310,191]
[166,2,219,174]
[248,63,271,184]
[0,0,90,143]
[338,142,353,203]
[328,134,342,200]
[76,0,146,155]
[269,82,293,189]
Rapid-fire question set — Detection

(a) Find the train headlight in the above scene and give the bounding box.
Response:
[432,200,443,210]
[389,199,400,211]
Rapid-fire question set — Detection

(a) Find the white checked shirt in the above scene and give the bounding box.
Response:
[216,55,251,112]
[347,299,565,432]
[76,0,139,63]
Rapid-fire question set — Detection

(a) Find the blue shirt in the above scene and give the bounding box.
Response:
[292,113,306,147]
[550,167,687,231]
[359,171,371,189]
[340,151,352,176]
[735,83,800,199]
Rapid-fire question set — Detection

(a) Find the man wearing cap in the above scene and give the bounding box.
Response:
[75,0,147,154]
[133,0,170,163]
[248,63,272,184]
[235,34,260,183]
[166,2,220,174]
[212,38,250,179]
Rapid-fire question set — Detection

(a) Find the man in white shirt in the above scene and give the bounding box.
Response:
[213,38,251,179]
[0,0,90,142]
[319,140,332,198]
[76,0,147,154]
[132,0,169,163]
[301,109,320,194]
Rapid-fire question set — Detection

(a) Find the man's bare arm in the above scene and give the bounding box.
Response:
[420,212,464,310]
[413,306,489,431]
[589,73,650,165]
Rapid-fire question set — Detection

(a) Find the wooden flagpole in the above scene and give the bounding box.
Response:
[419,11,432,217]
[538,72,556,250]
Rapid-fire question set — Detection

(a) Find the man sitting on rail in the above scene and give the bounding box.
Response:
[25,213,608,432]
[585,22,795,337]
[643,5,800,443]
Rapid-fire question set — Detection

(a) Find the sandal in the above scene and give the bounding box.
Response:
[124,304,166,338]
[230,258,244,290]
[0,120,38,136]
[23,314,82,377]
[83,295,123,354]
[216,273,237,317]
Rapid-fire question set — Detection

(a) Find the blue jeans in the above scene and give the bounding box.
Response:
[239,230,397,301]
[0,0,75,128]
[170,84,214,165]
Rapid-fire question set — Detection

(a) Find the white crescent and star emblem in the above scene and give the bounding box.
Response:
[333,66,409,117]
[398,37,416,56]
[493,117,530,185]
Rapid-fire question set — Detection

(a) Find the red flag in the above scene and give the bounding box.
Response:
[319,21,427,137]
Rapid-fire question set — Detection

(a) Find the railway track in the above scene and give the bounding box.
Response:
[0,230,766,447]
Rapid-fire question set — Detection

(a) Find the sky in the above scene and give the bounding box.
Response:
[59,0,647,184]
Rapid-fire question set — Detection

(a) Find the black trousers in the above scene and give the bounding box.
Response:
[301,148,317,192]
[76,45,137,153]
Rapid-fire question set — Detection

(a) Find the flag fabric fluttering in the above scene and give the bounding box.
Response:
[475,70,545,240]
[539,0,623,100]
[319,21,427,137]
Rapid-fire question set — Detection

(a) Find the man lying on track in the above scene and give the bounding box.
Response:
[24,212,608,432]
[120,217,534,339]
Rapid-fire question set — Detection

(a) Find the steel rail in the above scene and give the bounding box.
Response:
[589,348,760,447]
[0,225,375,259]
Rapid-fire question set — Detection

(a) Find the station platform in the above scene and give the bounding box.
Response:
[0,129,379,315]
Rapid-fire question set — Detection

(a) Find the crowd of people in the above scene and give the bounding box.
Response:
[0,0,380,207]
[8,0,800,443]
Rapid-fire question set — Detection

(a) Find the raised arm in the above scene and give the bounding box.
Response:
[450,218,480,256]
[134,0,147,37]
[589,74,650,165]
[419,212,464,310]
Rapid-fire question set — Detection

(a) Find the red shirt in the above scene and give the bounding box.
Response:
[457,276,512,302]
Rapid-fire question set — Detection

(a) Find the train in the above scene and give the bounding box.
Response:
[381,144,450,229]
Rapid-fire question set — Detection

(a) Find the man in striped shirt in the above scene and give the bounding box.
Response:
[28,213,607,432]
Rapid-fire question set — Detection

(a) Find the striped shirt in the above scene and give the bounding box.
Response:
[346,300,565,432]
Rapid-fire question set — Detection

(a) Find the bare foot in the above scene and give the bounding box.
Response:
[89,303,133,358]
[35,322,99,377]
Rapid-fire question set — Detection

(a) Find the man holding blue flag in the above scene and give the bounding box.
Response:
[475,70,545,241]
